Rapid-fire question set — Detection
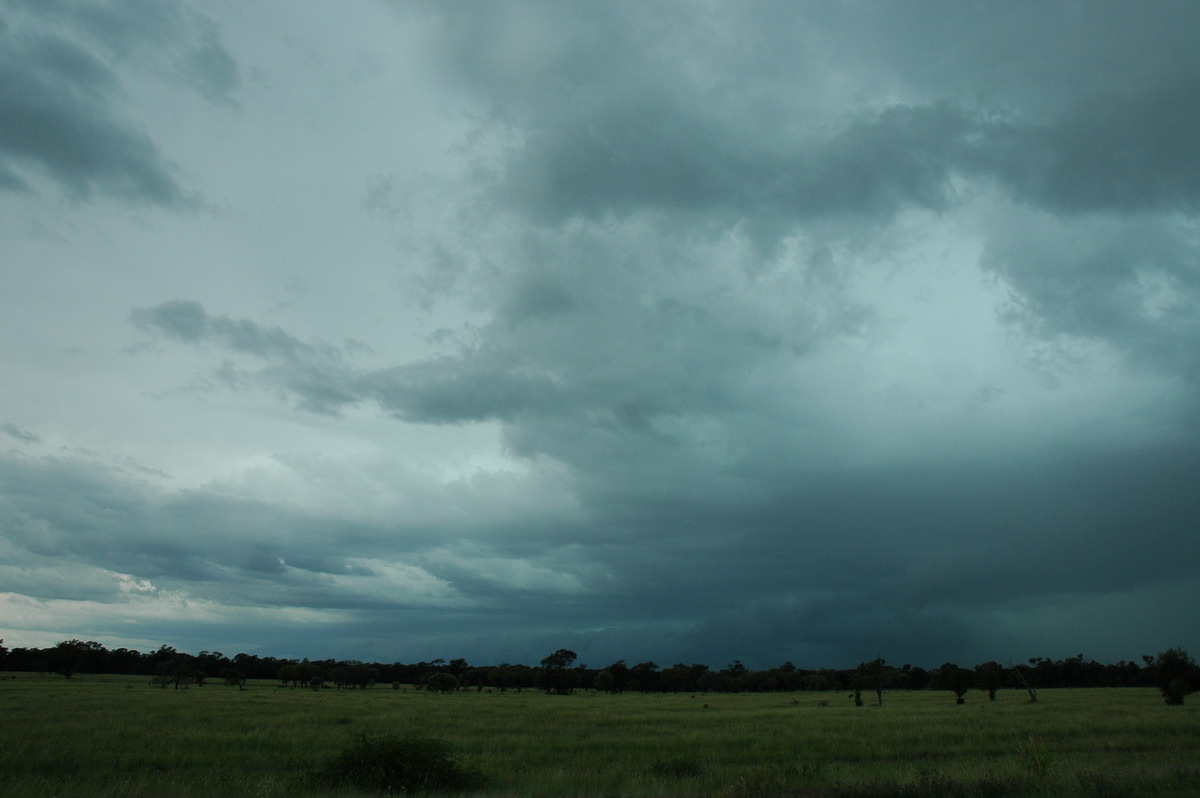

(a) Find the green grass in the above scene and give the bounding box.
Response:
[0,674,1197,797]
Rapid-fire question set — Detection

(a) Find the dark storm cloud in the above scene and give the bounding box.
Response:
[380,0,1200,666]
[414,0,1200,227]
[495,82,1200,231]
[0,37,183,204]
[983,214,1200,379]
[13,1,1196,668]
[500,99,984,224]
[1027,76,1200,214]
[505,443,1200,667]
[0,0,238,204]
[405,0,1200,418]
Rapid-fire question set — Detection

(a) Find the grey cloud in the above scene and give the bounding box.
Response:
[499,89,1200,230]
[1,423,40,444]
[361,363,563,424]
[412,0,1200,463]
[0,0,239,203]
[419,0,1200,237]
[8,0,241,102]
[131,276,797,428]
[132,301,357,415]
[184,22,241,104]
[980,78,1200,215]
[679,595,975,670]
[983,213,1200,377]
[131,300,210,342]
[0,453,414,608]
[1041,77,1200,213]
[494,94,987,228]
[0,162,29,191]
[15,1,1198,668]
[4,423,1197,667]
[0,38,186,205]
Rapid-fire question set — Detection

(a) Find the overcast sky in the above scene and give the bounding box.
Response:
[3,0,1199,670]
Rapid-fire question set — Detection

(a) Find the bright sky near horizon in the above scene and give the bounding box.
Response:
[2,0,1199,669]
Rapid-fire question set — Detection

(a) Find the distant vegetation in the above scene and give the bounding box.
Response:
[1,638,1195,704]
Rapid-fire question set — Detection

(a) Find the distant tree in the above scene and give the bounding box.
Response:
[940,665,970,704]
[191,650,227,683]
[975,662,1005,701]
[330,663,377,690]
[425,672,460,694]
[296,660,320,686]
[1154,648,1196,705]
[801,673,830,691]
[1165,679,1193,705]
[277,660,319,688]
[593,670,616,693]
[856,658,885,706]
[154,656,197,689]
[904,665,931,691]
[487,665,514,693]
[1008,660,1039,703]
[48,640,99,679]
[539,649,578,695]
[660,664,692,693]
[278,662,299,687]
[630,661,659,693]
[720,660,749,693]
[232,652,265,679]
[603,660,629,693]
[222,669,247,690]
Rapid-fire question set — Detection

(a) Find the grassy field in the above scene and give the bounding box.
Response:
[1,674,1197,797]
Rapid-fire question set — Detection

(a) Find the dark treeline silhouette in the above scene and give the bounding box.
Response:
[1,638,1194,701]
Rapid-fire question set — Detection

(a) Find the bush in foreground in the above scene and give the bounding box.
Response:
[315,733,485,794]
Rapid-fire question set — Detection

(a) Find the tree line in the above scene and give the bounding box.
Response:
[0,639,1193,704]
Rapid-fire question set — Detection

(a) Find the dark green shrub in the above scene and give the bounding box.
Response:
[1155,649,1195,705]
[425,672,460,694]
[316,733,485,794]
[946,669,971,705]
[1165,678,1192,706]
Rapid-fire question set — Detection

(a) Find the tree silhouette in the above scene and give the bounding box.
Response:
[975,661,1004,701]
[539,649,577,695]
[1154,648,1195,705]
[425,672,460,693]
[856,658,885,706]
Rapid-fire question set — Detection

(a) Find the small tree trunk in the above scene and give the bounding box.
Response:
[1011,664,1038,703]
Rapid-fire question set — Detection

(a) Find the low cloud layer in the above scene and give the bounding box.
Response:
[2,0,1198,668]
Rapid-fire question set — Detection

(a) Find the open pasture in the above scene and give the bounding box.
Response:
[0,676,1197,797]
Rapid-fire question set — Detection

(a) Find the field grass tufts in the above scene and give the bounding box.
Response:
[646,756,705,779]
[314,732,486,794]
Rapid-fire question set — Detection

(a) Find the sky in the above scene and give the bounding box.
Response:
[2,0,1199,671]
